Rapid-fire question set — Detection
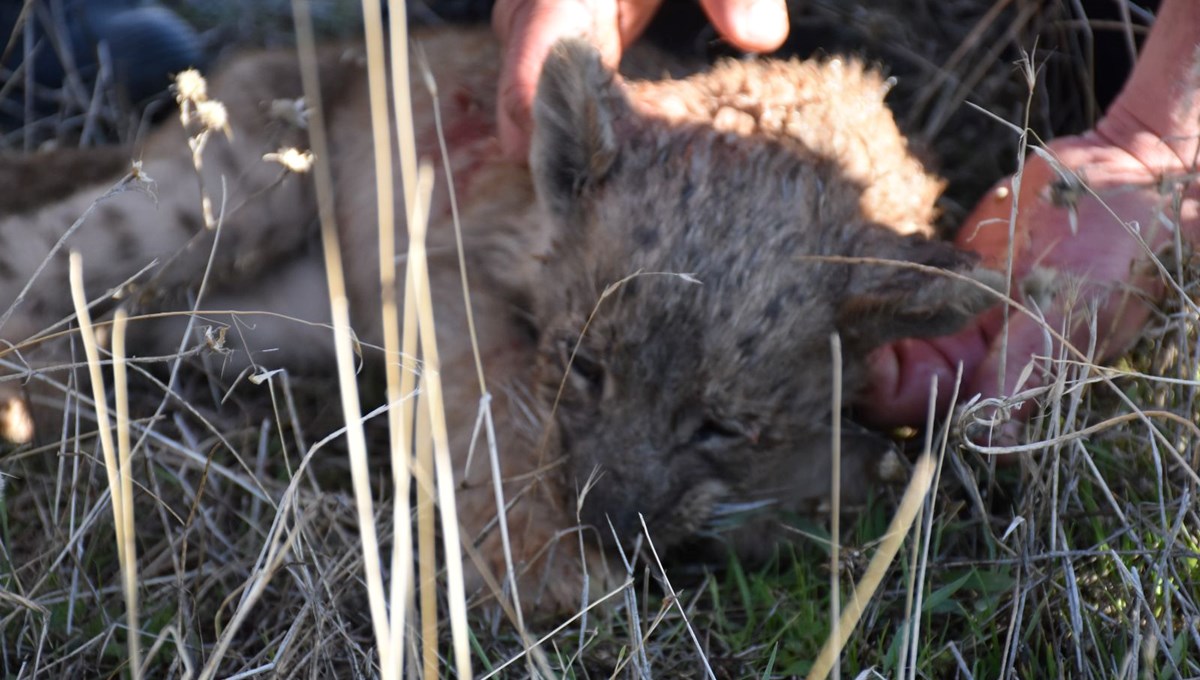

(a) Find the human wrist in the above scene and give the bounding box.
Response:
[1095,0,1200,172]
[1092,105,1200,247]
[1094,101,1197,174]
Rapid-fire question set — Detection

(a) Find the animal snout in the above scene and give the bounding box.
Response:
[575,472,644,547]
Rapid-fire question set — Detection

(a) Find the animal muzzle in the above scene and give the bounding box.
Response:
[575,475,642,548]
[575,473,731,553]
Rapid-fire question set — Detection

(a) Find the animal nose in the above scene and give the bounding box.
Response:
[576,477,640,547]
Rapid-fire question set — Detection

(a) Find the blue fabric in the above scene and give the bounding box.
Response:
[1,0,201,118]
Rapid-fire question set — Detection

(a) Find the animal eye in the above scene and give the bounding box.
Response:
[690,418,742,446]
[569,351,604,388]
[557,336,605,397]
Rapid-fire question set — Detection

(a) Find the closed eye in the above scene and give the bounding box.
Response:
[690,418,742,446]
[568,351,604,389]
[558,334,605,398]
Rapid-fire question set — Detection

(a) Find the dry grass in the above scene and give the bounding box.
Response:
[2,0,1198,678]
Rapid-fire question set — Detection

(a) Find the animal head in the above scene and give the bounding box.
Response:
[527,40,994,550]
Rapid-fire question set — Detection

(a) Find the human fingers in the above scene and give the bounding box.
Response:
[615,0,665,46]
[697,0,789,53]
[859,311,998,429]
[957,152,1175,442]
[493,0,624,161]
[858,169,1028,429]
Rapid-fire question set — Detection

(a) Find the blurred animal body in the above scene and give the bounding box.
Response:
[0,27,991,612]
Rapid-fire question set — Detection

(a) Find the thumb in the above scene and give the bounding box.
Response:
[961,304,1060,446]
[858,313,996,428]
[969,309,1053,401]
[494,0,622,162]
[699,0,790,53]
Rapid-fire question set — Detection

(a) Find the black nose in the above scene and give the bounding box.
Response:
[576,477,640,548]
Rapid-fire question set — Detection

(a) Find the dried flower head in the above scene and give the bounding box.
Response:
[173,69,208,104]
[194,100,231,136]
[263,148,315,174]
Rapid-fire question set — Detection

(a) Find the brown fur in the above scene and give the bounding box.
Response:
[0,147,131,215]
[0,27,992,613]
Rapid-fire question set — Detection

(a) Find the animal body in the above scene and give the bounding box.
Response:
[0,27,992,613]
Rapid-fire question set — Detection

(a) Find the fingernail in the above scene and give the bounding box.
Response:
[735,1,788,51]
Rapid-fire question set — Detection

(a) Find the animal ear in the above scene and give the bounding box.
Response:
[530,38,625,220]
[836,234,1002,350]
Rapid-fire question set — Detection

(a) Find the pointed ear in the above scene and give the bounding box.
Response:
[530,38,626,220]
[837,234,1002,350]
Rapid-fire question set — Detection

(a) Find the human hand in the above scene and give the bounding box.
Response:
[861,128,1200,433]
[492,0,789,161]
